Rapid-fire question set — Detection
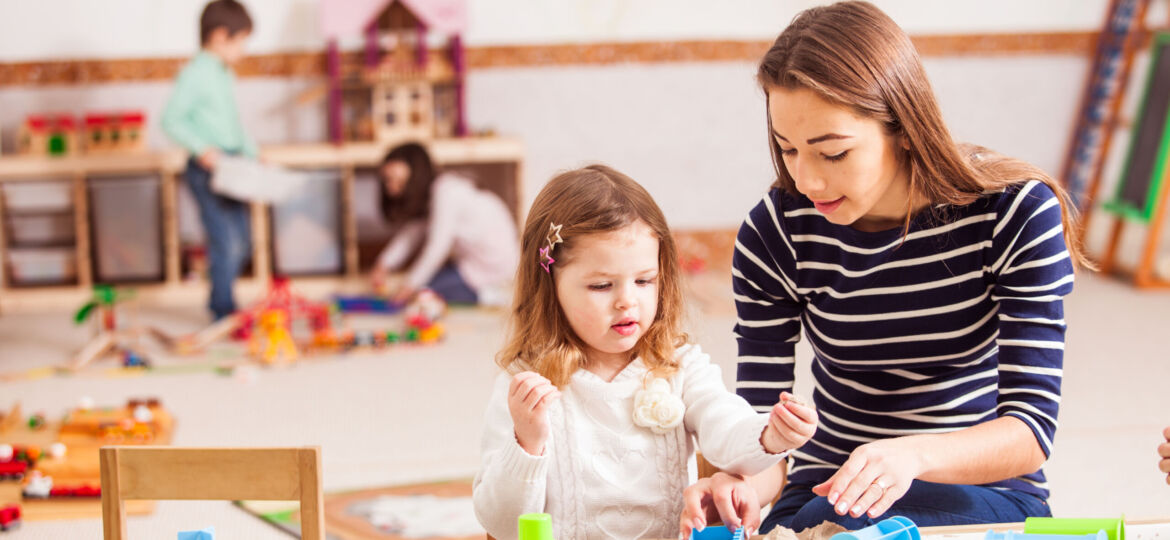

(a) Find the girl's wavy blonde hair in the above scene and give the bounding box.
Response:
[496,164,688,387]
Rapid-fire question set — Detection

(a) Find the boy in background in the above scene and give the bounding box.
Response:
[162,0,257,320]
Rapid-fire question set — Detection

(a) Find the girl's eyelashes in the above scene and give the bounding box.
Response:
[587,276,656,290]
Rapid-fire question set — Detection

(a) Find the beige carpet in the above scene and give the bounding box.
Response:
[0,270,1168,538]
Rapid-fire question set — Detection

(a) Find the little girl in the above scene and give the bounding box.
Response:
[472,165,819,539]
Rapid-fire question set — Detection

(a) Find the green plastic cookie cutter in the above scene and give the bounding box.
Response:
[518,512,554,540]
[1024,517,1125,540]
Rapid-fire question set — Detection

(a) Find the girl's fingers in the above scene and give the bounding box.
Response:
[711,482,741,530]
[784,401,818,424]
[771,402,814,438]
[679,482,710,536]
[525,385,558,412]
[533,390,561,412]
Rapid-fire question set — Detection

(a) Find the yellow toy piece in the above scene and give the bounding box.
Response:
[250,309,298,365]
[419,322,444,344]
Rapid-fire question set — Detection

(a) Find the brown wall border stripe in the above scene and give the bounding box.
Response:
[0,31,1107,87]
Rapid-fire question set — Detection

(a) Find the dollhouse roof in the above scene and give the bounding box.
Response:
[320,0,467,37]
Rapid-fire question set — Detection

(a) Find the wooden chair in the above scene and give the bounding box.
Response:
[100,446,324,540]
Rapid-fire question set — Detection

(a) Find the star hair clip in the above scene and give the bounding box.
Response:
[541,223,564,273]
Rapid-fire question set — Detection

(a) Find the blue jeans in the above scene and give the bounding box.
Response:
[185,157,252,320]
[429,264,478,304]
[762,481,1052,534]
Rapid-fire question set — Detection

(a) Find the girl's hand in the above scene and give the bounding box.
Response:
[1159,426,1170,485]
[507,371,560,456]
[761,392,817,454]
[812,437,922,519]
[678,472,761,539]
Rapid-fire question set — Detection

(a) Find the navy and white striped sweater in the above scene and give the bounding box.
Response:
[733,180,1074,500]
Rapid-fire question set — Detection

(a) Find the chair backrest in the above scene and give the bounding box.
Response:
[100,446,324,540]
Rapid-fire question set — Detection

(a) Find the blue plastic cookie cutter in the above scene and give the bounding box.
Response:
[693,525,746,540]
[829,516,920,540]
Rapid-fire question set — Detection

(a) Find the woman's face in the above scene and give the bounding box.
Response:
[767,86,912,231]
[381,160,411,197]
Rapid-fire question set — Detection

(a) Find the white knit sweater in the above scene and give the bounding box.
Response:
[472,344,784,540]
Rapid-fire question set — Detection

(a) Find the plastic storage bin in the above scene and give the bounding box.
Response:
[89,176,162,281]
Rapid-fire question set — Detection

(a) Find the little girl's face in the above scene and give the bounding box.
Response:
[554,220,660,367]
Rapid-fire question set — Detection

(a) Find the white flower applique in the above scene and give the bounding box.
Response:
[632,377,685,434]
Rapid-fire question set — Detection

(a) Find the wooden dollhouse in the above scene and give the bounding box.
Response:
[320,0,468,144]
[18,114,78,157]
[82,112,146,154]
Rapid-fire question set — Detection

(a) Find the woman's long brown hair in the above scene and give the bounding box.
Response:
[757,1,1092,268]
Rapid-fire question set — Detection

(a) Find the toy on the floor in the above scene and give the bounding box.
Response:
[0,504,20,532]
[179,277,447,363]
[316,0,469,143]
[830,516,919,540]
[0,399,173,519]
[332,294,403,314]
[250,309,299,365]
[69,285,169,371]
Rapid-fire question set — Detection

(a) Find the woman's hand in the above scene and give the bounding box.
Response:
[1159,426,1170,485]
[370,266,389,292]
[812,437,923,519]
[392,285,416,305]
[678,472,762,539]
[507,371,560,457]
[761,392,817,454]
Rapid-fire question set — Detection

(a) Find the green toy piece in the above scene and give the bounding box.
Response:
[518,513,554,540]
[1025,517,1125,540]
[74,284,135,326]
[405,328,419,342]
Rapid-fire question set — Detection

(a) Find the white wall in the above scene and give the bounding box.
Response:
[0,0,1154,232]
[0,0,1119,61]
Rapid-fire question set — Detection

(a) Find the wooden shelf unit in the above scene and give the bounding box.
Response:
[0,137,525,312]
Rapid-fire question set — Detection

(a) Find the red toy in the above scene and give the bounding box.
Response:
[0,504,20,532]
